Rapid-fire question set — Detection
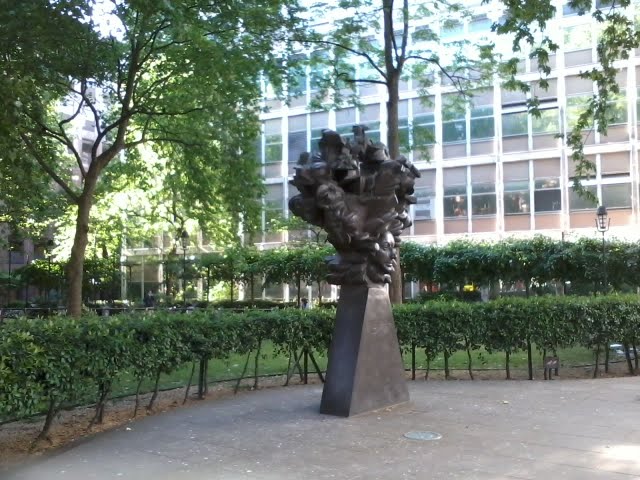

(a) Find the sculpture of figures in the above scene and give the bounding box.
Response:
[289,125,420,287]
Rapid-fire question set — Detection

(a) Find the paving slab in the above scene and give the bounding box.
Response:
[4,377,640,480]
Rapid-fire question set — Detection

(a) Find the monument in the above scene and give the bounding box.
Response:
[289,125,420,416]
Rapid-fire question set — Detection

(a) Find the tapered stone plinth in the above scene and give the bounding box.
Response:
[320,285,410,417]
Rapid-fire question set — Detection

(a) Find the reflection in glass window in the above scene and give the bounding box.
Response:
[310,50,329,92]
[413,113,435,146]
[265,134,283,164]
[502,112,528,136]
[569,185,598,210]
[504,181,531,214]
[564,24,592,51]
[287,55,307,98]
[399,117,410,153]
[607,91,627,125]
[288,130,307,164]
[470,106,495,140]
[567,95,592,129]
[534,178,561,212]
[602,183,631,208]
[442,106,466,143]
[532,108,559,134]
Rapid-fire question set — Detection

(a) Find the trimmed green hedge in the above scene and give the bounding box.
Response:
[1,296,639,438]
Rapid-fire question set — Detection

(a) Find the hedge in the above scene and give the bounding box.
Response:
[1,296,639,439]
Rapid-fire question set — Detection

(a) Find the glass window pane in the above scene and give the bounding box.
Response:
[534,189,562,212]
[444,185,466,196]
[414,187,434,220]
[532,109,559,134]
[288,131,307,164]
[569,186,598,210]
[608,92,627,124]
[504,191,531,214]
[444,195,468,217]
[502,112,528,136]
[564,24,592,50]
[443,120,466,143]
[470,117,495,140]
[472,193,496,215]
[602,183,631,208]
[567,94,592,129]
[504,180,529,192]
[534,178,560,189]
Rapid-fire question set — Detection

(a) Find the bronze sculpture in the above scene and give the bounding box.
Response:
[289,125,419,416]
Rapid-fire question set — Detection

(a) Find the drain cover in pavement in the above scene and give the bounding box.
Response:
[404,431,442,441]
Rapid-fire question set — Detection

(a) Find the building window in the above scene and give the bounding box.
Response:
[444,186,467,217]
[265,134,282,164]
[504,181,531,214]
[287,54,307,98]
[564,24,592,51]
[441,20,463,39]
[567,94,592,129]
[469,15,491,33]
[336,108,356,141]
[264,185,284,228]
[569,185,598,210]
[502,111,528,136]
[414,187,435,220]
[470,105,494,140]
[413,113,435,146]
[471,183,496,215]
[534,178,561,212]
[608,91,627,125]
[288,116,307,164]
[310,50,329,93]
[532,108,559,134]
[602,183,631,208]
[442,105,466,143]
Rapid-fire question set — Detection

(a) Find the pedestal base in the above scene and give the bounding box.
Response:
[320,285,410,417]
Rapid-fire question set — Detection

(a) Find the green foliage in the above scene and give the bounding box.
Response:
[2,296,640,429]
[0,0,305,314]
[401,237,640,295]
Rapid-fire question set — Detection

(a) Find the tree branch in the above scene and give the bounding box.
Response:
[19,133,79,203]
[305,38,387,81]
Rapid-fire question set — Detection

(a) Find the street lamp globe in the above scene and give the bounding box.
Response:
[180,230,189,250]
[596,205,609,232]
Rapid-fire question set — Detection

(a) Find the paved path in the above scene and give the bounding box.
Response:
[6,378,640,480]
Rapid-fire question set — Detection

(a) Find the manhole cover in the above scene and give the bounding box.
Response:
[404,431,442,441]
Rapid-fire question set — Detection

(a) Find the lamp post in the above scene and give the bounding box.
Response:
[595,205,610,295]
[46,240,54,304]
[180,230,189,308]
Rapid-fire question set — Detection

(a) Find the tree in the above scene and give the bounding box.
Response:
[0,0,302,316]
[259,244,333,306]
[493,0,640,196]
[298,0,496,303]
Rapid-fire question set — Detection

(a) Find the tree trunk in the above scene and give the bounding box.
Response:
[443,351,450,379]
[382,2,404,305]
[624,344,635,375]
[67,190,95,317]
[505,351,511,379]
[593,345,601,378]
[465,340,474,380]
[147,370,161,411]
[36,398,57,443]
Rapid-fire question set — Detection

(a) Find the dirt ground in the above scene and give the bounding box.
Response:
[0,361,635,471]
